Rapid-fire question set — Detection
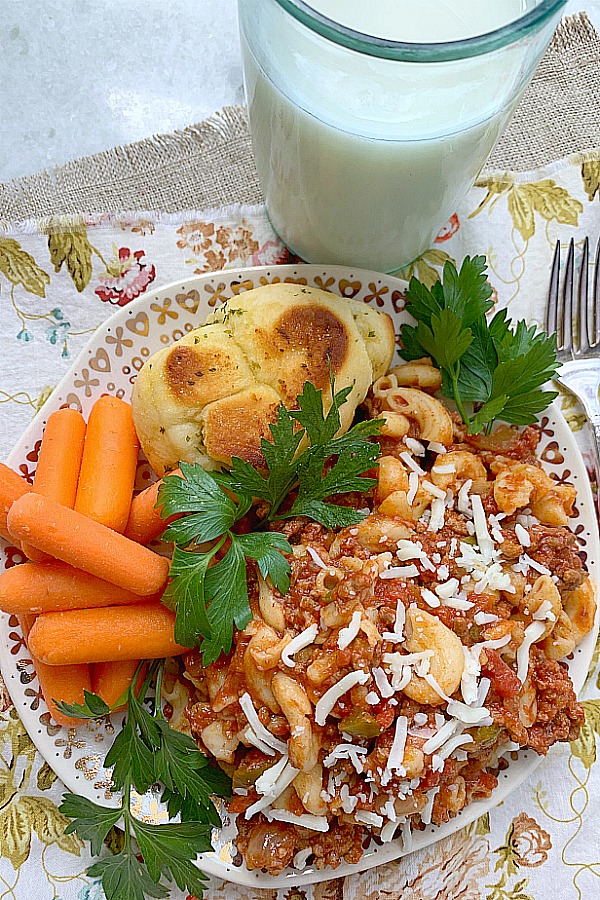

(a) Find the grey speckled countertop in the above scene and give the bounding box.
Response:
[0,0,598,182]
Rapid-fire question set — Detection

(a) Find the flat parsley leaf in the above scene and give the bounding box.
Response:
[159,462,237,545]
[54,689,111,720]
[159,377,381,662]
[162,545,216,647]
[132,820,212,897]
[200,540,251,664]
[399,255,558,433]
[60,667,230,900]
[61,794,122,856]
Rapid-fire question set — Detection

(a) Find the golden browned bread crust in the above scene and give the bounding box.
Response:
[131,283,395,475]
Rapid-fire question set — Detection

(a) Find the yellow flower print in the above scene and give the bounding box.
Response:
[471,177,583,241]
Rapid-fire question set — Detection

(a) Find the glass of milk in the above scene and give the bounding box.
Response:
[238,0,567,272]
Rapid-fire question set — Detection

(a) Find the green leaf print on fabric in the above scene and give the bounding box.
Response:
[0,238,50,297]
[581,159,600,202]
[471,178,583,241]
[570,699,600,769]
[48,229,94,292]
[37,761,58,791]
[0,707,82,870]
[395,248,455,289]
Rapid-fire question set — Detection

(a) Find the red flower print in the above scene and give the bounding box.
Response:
[95,247,156,306]
[435,213,460,243]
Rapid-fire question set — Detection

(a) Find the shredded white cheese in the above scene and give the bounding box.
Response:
[422,718,459,754]
[437,733,474,761]
[423,673,452,703]
[442,597,474,611]
[422,480,447,500]
[457,479,473,515]
[421,786,440,825]
[521,553,551,575]
[400,451,426,476]
[306,546,330,569]
[338,611,362,650]
[380,820,399,842]
[516,620,546,682]
[355,810,384,828]
[266,809,329,832]
[431,463,456,476]
[404,437,426,456]
[396,540,425,561]
[470,494,495,563]
[421,587,441,608]
[446,699,492,726]
[532,599,556,622]
[379,564,419,580]
[387,715,408,775]
[293,847,313,869]
[428,497,446,532]
[435,578,460,600]
[406,471,420,507]
[244,727,277,757]
[245,761,299,818]
[428,442,447,454]
[474,612,500,625]
[315,671,369,726]
[240,693,288,755]
[514,523,531,547]
[281,624,319,667]
[255,756,288,795]
[373,666,395,698]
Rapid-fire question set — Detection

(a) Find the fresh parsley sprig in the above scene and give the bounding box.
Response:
[399,255,559,433]
[158,378,382,663]
[57,661,230,900]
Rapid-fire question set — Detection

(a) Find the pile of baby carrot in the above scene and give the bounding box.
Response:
[0,396,185,727]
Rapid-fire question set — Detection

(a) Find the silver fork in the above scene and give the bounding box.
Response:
[546,236,600,507]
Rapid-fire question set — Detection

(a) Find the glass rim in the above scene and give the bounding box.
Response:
[268,0,567,61]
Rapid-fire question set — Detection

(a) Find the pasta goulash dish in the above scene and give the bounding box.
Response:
[171,358,595,873]
[0,260,596,898]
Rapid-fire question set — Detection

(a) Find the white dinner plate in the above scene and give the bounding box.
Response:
[1,263,598,888]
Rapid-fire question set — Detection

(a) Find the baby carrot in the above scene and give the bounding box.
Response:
[0,561,160,615]
[18,612,92,728]
[7,493,170,596]
[123,468,182,545]
[28,603,187,665]
[23,407,86,561]
[75,395,140,533]
[0,462,31,544]
[92,659,143,710]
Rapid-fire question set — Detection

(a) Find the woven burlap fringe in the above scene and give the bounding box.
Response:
[0,12,598,222]
[485,11,600,172]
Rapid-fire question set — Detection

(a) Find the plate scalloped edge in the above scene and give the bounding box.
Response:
[1,263,598,888]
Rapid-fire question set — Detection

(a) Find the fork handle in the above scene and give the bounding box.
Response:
[590,420,600,517]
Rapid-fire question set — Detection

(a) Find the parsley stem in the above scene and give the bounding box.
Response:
[153,659,166,719]
[450,363,470,426]
[122,777,132,854]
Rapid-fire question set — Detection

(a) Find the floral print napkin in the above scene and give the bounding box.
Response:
[0,149,599,900]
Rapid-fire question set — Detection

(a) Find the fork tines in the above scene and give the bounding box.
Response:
[547,237,600,355]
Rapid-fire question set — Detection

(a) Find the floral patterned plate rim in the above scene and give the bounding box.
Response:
[0,263,598,888]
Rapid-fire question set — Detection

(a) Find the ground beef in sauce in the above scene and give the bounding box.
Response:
[173,406,592,875]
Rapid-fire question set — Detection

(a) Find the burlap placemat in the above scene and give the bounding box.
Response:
[0,12,598,223]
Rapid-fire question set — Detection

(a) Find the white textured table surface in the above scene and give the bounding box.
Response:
[0,0,598,182]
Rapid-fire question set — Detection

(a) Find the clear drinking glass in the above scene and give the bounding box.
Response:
[238,0,567,272]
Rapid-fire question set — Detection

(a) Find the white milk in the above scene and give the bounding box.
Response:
[241,0,550,271]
